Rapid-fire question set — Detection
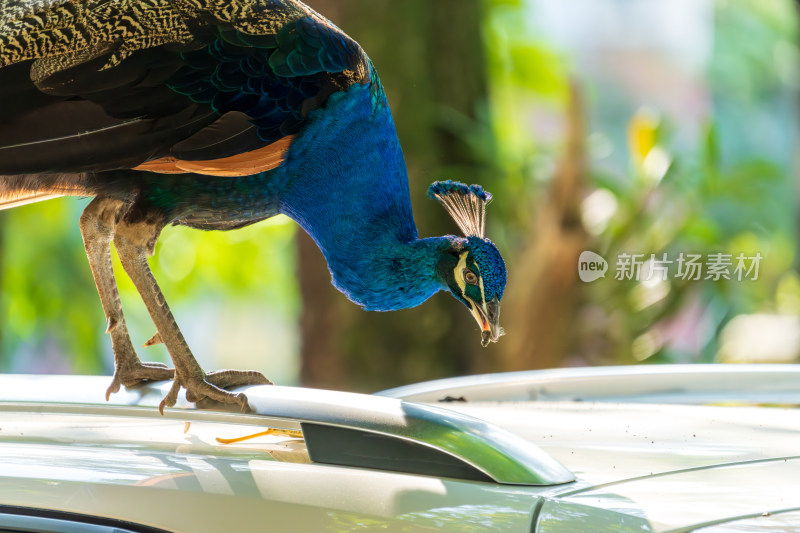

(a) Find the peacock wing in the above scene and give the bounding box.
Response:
[0,0,371,176]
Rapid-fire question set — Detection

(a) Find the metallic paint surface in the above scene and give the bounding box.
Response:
[1,367,799,532]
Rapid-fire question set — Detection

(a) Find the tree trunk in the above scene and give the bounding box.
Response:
[296,229,351,388]
[500,83,589,370]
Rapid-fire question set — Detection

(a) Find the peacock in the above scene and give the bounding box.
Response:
[0,0,507,412]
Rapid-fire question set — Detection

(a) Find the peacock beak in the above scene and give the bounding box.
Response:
[469,297,503,347]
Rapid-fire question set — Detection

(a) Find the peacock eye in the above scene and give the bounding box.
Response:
[464,270,478,285]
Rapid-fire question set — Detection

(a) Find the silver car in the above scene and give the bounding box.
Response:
[0,364,798,532]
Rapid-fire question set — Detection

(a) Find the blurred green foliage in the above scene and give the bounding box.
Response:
[483,0,799,365]
[0,200,297,377]
[0,199,99,372]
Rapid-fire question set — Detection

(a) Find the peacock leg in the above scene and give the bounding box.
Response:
[112,214,270,414]
[79,197,174,400]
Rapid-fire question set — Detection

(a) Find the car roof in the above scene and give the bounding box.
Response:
[378,363,800,405]
[1,366,799,532]
[0,373,573,486]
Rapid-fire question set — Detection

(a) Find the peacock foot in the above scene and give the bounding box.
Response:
[159,369,272,415]
[106,360,175,401]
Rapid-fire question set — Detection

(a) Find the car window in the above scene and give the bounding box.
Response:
[0,509,170,533]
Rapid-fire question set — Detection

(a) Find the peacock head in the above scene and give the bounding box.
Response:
[429,181,507,347]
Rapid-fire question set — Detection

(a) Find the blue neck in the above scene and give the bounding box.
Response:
[326,235,451,311]
[277,82,447,310]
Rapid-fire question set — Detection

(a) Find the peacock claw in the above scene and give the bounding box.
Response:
[158,379,182,415]
[160,370,272,414]
[106,361,175,401]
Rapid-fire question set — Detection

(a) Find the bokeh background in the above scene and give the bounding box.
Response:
[1,0,798,392]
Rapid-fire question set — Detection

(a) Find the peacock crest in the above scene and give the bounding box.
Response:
[427,180,492,238]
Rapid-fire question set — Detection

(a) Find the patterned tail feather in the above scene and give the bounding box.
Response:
[0,173,90,211]
[0,190,63,210]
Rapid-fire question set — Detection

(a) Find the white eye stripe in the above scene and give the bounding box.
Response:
[455,253,488,308]
[454,252,468,295]
[473,262,487,307]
